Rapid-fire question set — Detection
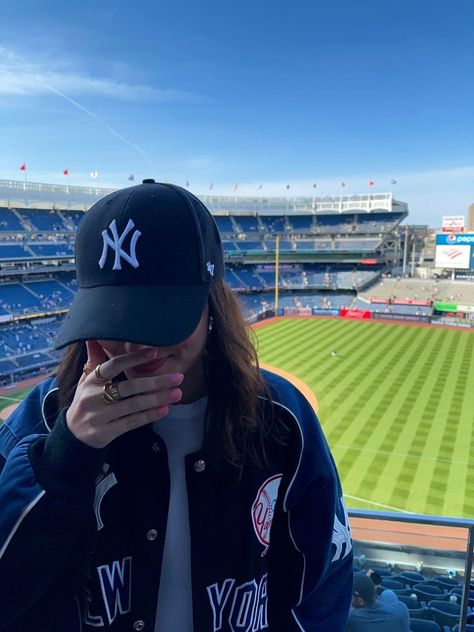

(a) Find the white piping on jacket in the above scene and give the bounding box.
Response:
[0,490,46,560]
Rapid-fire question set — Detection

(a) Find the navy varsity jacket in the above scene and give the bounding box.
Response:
[0,369,353,631]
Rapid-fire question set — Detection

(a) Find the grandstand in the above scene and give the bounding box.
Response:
[2,181,474,382]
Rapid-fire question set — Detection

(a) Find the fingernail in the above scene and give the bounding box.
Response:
[169,388,182,402]
[169,373,184,387]
[145,348,157,358]
[156,406,169,417]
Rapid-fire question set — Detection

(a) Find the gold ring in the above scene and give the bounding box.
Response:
[95,363,109,382]
[83,362,92,376]
[103,382,121,404]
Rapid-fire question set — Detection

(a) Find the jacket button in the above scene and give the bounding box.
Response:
[147,529,158,541]
[151,442,161,453]
[194,459,206,472]
[133,621,145,631]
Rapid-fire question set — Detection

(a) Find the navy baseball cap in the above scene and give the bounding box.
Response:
[54,180,224,349]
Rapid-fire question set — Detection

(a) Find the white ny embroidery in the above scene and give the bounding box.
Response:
[99,219,142,270]
[206,261,215,277]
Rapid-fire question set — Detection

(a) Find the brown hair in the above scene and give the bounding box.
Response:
[56,279,281,466]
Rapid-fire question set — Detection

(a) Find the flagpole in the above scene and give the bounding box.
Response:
[274,235,280,314]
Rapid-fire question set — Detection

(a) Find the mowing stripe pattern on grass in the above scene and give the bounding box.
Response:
[254,318,474,518]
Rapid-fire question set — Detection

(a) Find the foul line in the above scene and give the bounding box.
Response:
[344,494,415,514]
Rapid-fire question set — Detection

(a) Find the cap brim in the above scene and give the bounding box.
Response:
[54,284,210,349]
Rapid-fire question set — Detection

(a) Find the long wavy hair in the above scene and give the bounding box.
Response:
[56,280,281,467]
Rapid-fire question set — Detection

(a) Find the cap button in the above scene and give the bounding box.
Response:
[142,178,156,184]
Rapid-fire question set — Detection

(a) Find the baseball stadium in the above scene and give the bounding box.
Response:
[1,179,473,629]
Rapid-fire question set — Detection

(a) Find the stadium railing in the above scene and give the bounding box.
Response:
[349,508,474,631]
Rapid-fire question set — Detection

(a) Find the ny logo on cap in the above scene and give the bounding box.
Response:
[99,219,142,270]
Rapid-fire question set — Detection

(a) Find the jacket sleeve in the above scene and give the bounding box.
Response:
[289,479,353,630]
[265,371,353,631]
[0,389,107,627]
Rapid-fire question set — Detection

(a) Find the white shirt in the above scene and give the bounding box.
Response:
[153,397,207,632]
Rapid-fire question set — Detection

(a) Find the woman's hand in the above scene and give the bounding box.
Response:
[66,340,183,449]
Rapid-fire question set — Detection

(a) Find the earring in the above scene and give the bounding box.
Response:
[208,316,214,333]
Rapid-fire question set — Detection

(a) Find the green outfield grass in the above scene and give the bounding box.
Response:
[254,318,474,519]
[0,386,34,414]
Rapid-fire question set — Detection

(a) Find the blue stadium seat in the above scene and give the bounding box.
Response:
[453,625,474,632]
[450,586,474,607]
[413,583,447,605]
[399,571,427,588]
[382,579,405,590]
[427,600,461,629]
[397,595,419,610]
[432,576,460,590]
[409,618,441,631]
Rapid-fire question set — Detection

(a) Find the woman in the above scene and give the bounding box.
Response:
[0,180,353,631]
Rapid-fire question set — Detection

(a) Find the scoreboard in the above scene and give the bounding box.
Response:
[435,233,474,270]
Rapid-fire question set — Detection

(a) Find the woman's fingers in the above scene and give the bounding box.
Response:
[102,386,182,421]
[115,372,184,399]
[87,346,158,383]
[86,339,109,368]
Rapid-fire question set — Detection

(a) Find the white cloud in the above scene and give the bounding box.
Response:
[0,47,199,103]
[0,64,197,102]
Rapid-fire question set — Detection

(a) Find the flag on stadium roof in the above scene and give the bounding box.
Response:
[368,180,374,186]
[19,163,26,171]
[312,183,317,188]
[341,181,346,187]
[286,184,290,189]
[209,182,214,191]
[233,184,238,192]
[391,179,397,185]
[128,174,134,181]
[63,169,69,176]
[90,171,99,179]
[257,184,263,190]
[185,180,190,187]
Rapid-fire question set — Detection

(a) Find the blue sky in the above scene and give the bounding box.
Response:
[0,0,473,226]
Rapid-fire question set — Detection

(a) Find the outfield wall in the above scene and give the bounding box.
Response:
[263,306,474,329]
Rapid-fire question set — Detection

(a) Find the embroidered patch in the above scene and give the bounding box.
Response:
[251,474,282,547]
[99,219,141,270]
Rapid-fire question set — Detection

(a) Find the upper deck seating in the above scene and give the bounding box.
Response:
[355,212,404,233]
[233,269,263,290]
[17,209,67,232]
[260,216,286,233]
[27,243,74,258]
[24,280,74,308]
[0,208,25,232]
[0,284,41,312]
[0,245,32,259]
[315,215,355,234]
[234,216,260,233]
[215,216,235,234]
[225,269,246,290]
[287,215,314,232]
[61,210,84,228]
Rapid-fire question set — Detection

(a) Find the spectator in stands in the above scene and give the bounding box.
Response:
[0,181,353,631]
[345,575,410,632]
[366,570,398,604]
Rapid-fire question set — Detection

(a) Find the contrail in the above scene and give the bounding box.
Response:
[0,46,154,168]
